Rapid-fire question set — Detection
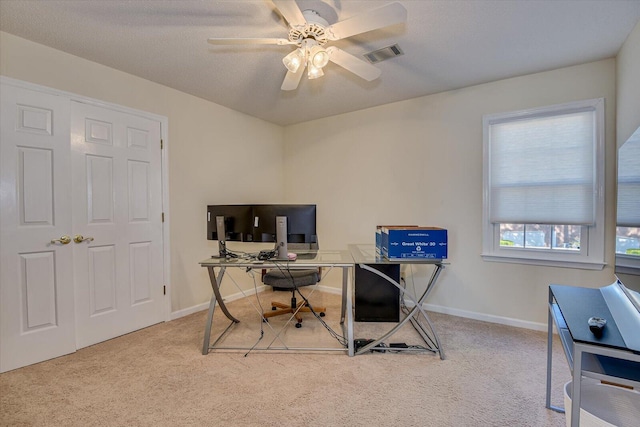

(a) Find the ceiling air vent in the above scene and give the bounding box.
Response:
[363,44,404,64]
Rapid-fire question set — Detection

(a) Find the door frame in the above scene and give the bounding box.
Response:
[0,76,171,322]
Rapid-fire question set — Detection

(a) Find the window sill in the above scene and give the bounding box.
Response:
[481,253,606,270]
[615,255,640,273]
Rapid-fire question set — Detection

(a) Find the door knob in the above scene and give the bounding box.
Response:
[51,235,71,245]
[73,234,94,244]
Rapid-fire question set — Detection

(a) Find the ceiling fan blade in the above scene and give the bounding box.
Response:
[207,37,294,45]
[281,66,305,91]
[272,0,307,27]
[326,47,381,81]
[325,2,407,41]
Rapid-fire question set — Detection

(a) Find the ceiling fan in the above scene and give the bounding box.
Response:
[207,1,407,90]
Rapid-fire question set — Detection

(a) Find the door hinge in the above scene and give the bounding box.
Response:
[162,212,164,222]
[163,285,166,295]
[160,139,163,150]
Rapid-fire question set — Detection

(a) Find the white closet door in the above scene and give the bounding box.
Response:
[0,84,76,372]
[71,101,165,349]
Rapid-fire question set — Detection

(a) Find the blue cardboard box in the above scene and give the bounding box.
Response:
[382,227,447,260]
[376,225,417,256]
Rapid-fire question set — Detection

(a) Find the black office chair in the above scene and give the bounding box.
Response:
[262,242,325,328]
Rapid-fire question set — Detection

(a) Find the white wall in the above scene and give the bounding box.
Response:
[284,59,618,328]
[1,30,627,329]
[617,20,640,147]
[0,32,285,313]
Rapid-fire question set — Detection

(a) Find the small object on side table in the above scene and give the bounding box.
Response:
[588,316,607,338]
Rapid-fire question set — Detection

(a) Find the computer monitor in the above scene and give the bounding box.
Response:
[252,204,317,246]
[206,205,254,242]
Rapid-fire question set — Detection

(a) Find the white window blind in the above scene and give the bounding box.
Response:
[489,109,596,225]
[617,134,640,227]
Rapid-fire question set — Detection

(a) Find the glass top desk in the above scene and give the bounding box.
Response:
[199,250,355,355]
[348,244,447,359]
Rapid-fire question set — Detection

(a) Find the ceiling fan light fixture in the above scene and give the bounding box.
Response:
[283,48,306,73]
[309,45,329,68]
[307,62,324,79]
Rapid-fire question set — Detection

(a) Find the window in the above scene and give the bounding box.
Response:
[499,224,581,250]
[482,99,605,269]
[616,131,640,271]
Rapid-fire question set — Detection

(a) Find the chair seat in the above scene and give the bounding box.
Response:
[262,269,319,288]
[262,268,323,327]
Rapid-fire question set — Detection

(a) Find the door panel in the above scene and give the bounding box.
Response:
[0,84,76,373]
[71,101,164,349]
[1,82,165,371]
[88,245,117,315]
[130,242,152,304]
[86,155,114,223]
[21,252,57,329]
[19,147,54,224]
[128,160,151,221]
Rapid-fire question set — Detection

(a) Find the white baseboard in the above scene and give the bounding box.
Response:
[315,284,343,295]
[171,287,546,332]
[422,303,547,332]
[171,302,210,320]
[171,284,268,320]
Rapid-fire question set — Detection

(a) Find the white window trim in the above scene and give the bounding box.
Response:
[616,254,640,273]
[481,98,605,270]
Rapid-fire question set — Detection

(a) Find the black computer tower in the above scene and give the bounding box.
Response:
[354,263,400,322]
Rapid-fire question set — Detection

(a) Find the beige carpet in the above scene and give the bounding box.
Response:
[1,290,570,426]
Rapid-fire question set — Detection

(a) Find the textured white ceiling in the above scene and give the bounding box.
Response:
[1,0,640,126]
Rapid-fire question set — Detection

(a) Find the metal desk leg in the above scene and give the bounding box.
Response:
[340,267,347,325]
[403,268,445,358]
[202,266,239,355]
[546,304,554,408]
[570,344,583,427]
[411,264,445,359]
[344,266,354,356]
[202,290,218,355]
[546,296,564,412]
[356,263,445,359]
[207,267,239,323]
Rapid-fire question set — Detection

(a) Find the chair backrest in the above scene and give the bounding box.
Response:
[286,237,319,252]
[262,238,320,286]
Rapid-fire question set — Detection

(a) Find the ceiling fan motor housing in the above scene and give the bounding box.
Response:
[288,10,329,45]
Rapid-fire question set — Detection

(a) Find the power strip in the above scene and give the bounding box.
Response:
[390,342,408,348]
[354,339,387,352]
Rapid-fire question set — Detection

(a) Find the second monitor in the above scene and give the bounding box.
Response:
[206,204,317,257]
[252,204,317,247]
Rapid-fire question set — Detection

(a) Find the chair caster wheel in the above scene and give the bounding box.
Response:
[262,318,268,323]
[295,322,302,328]
[319,312,325,317]
[271,307,277,311]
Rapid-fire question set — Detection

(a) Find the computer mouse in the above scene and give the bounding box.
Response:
[588,316,606,338]
[287,252,297,261]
